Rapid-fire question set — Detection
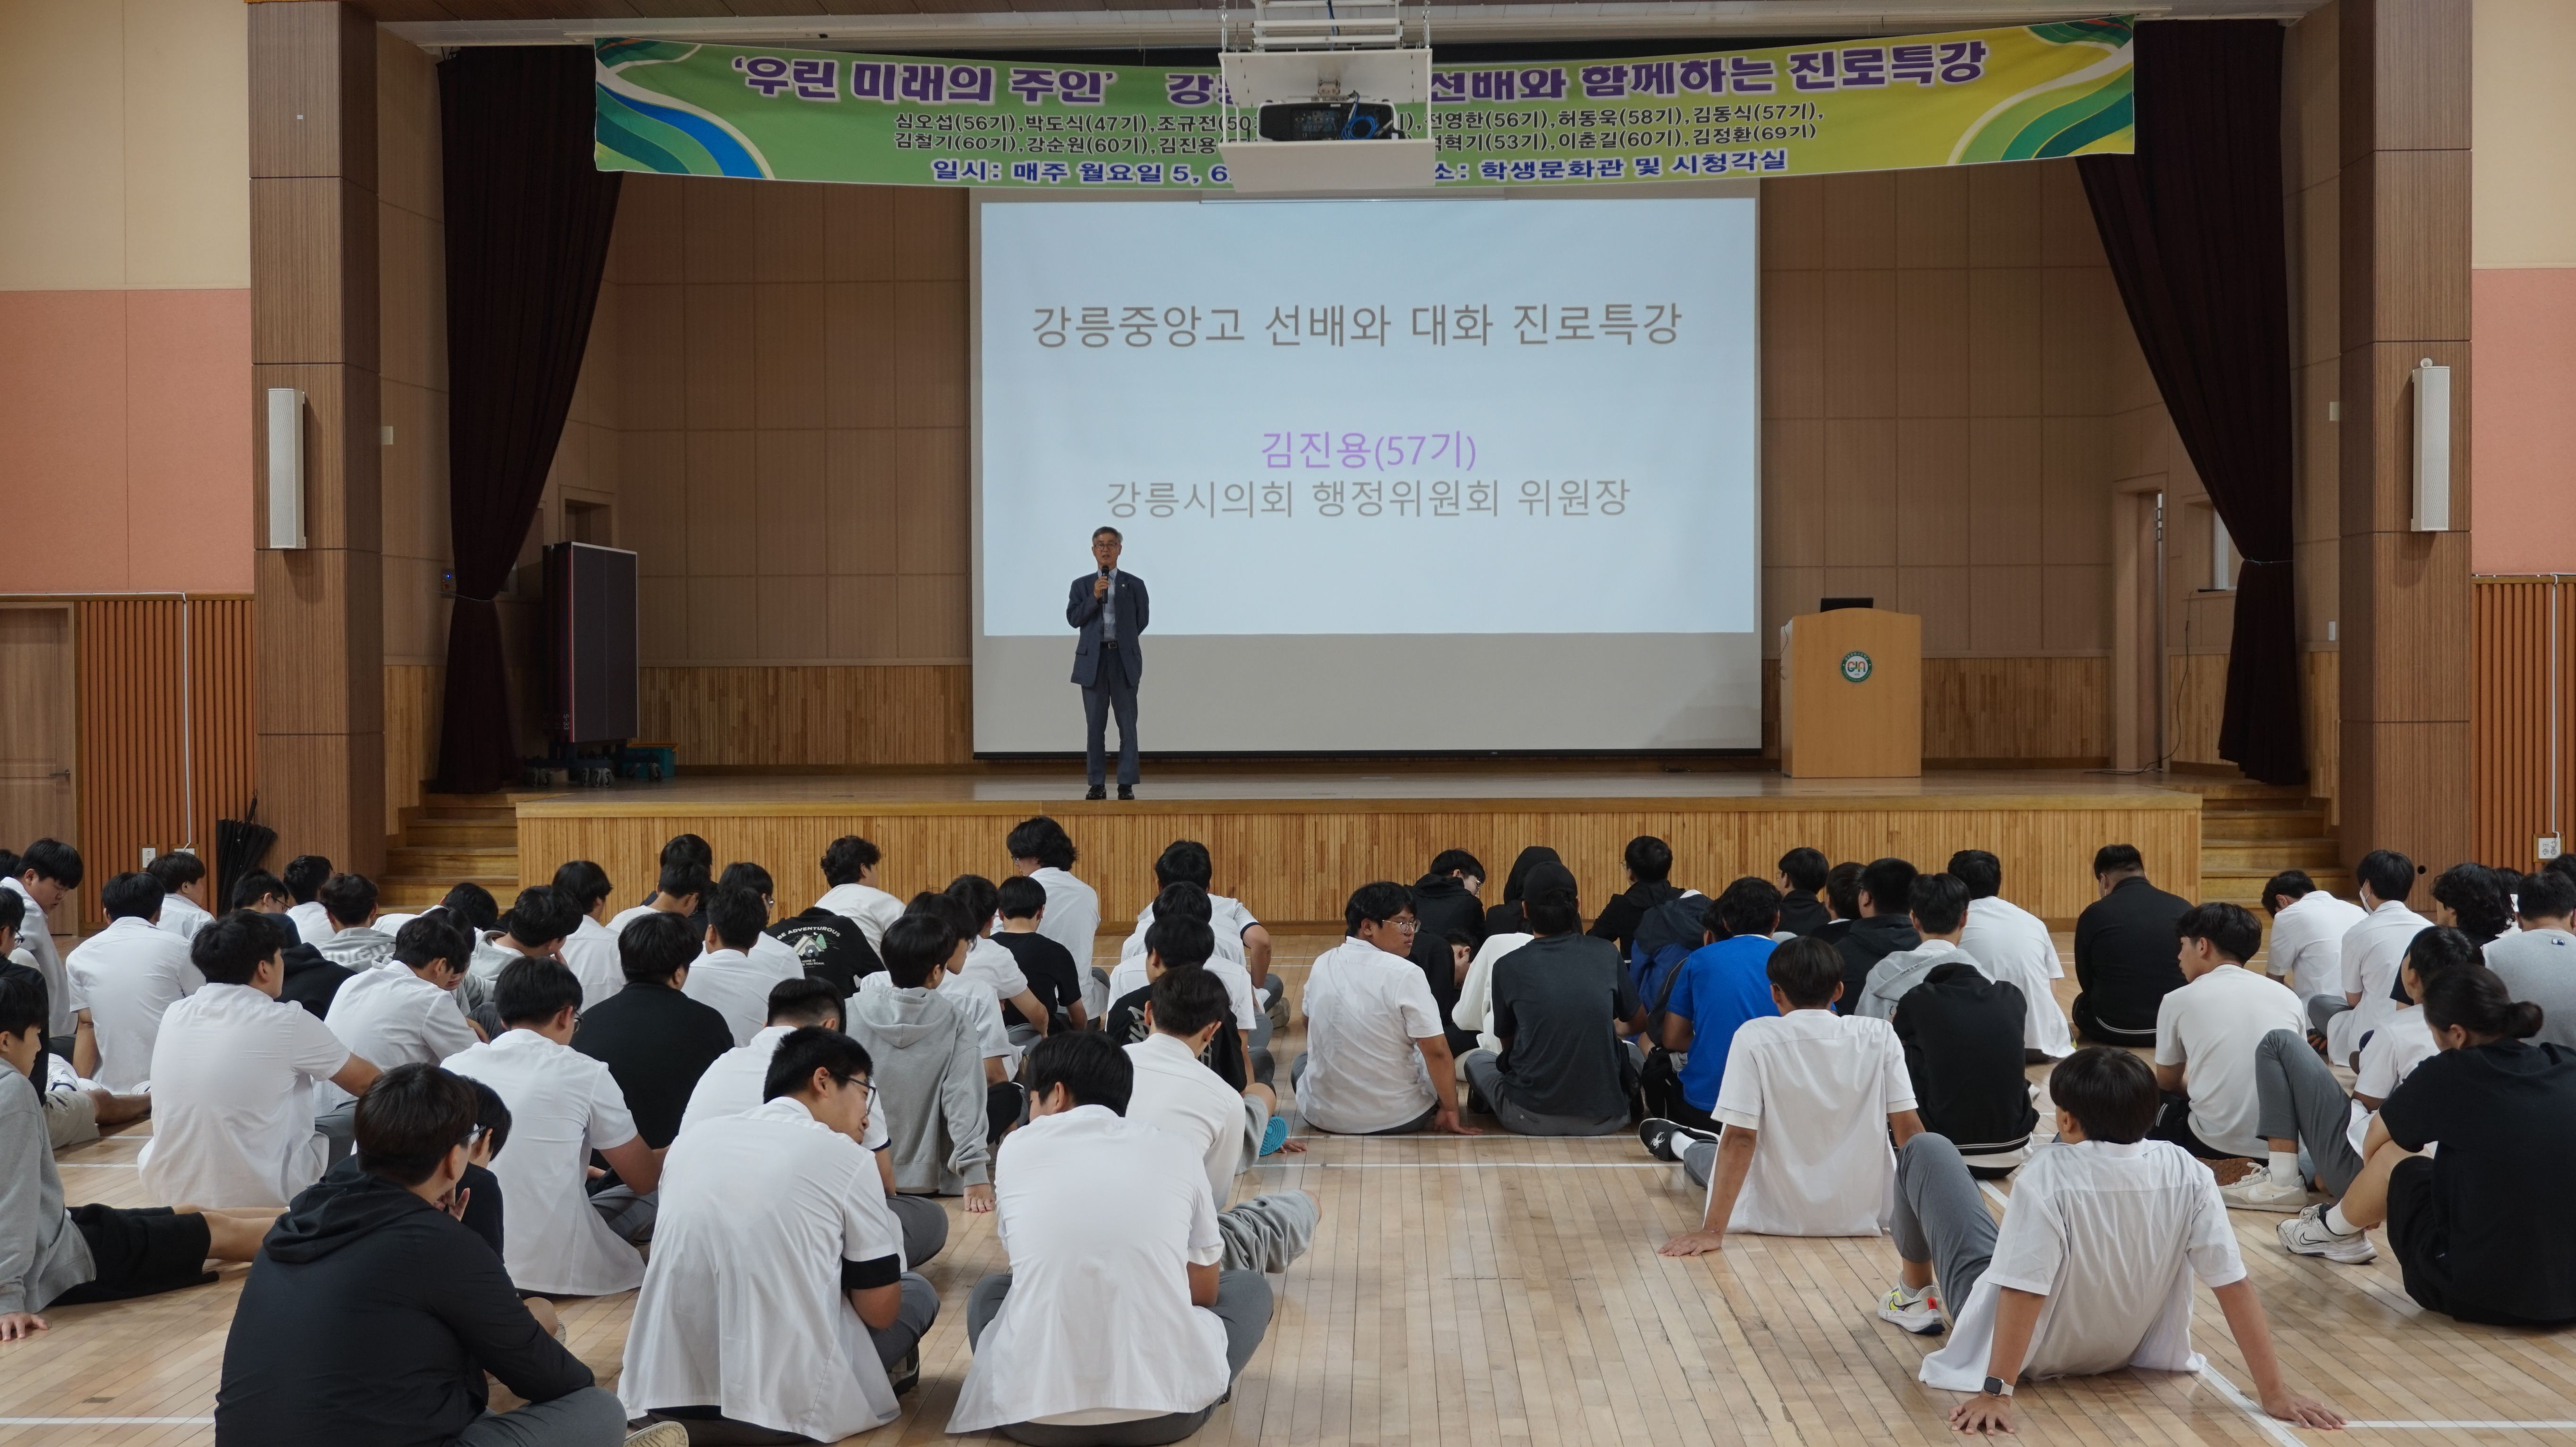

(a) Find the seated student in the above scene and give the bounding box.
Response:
[1103,918,1262,1092]
[681,885,787,1047]
[1116,843,1280,1020]
[229,868,289,915]
[1854,873,1990,1021]
[624,1028,941,1442]
[2224,927,2477,1215]
[8,838,84,1056]
[2275,966,2576,1327]
[552,860,628,1012]
[66,870,202,1091]
[281,853,336,949]
[459,886,583,1041]
[1832,857,1922,1013]
[949,874,1051,1044]
[1459,863,1643,1137]
[1813,860,1864,947]
[680,978,949,1271]
[813,834,905,955]
[316,873,395,972]
[147,850,216,943]
[1889,964,2037,1177]
[1641,878,1780,1137]
[951,1032,1275,1447]
[575,912,739,1167]
[2485,865,2576,1051]
[843,913,995,1211]
[1106,883,1264,1056]
[609,859,710,944]
[1294,883,1476,1137]
[214,1064,665,1447]
[1774,848,1831,938]
[1123,969,1317,1270]
[1590,835,1684,962]
[2,907,148,1151]
[1006,816,1101,992]
[2427,862,2515,950]
[443,957,662,1295]
[140,912,381,1209]
[319,915,481,1120]
[717,862,808,986]
[1408,849,1488,1055]
[2312,848,2430,1066]
[2069,844,2191,1046]
[1483,846,1563,938]
[2260,869,2367,1009]
[1874,1047,2342,1435]
[895,890,1025,1138]
[992,875,1086,1034]
[763,891,881,1000]
[2145,903,2307,1163]
[1949,849,2074,1061]
[1647,937,1921,1255]
[0,968,277,1342]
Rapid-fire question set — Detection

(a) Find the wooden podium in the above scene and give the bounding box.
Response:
[1779,608,1921,778]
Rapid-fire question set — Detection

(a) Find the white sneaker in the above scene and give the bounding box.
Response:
[2278,1203,2377,1263]
[1876,1281,1945,1336]
[2220,1173,2314,1212]
[623,1424,689,1447]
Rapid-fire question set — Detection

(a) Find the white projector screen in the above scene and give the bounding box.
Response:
[971,186,1760,754]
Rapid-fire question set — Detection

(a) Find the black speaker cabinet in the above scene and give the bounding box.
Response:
[543,542,639,745]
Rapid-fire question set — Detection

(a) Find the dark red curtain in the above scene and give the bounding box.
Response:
[433,47,621,793]
[2079,20,2304,785]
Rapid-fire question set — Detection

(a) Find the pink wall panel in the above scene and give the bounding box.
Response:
[126,289,254,593]
[2472,267,2576,576]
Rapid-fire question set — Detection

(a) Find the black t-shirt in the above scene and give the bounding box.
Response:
[766,907,881,998]
[1105,984,1248,1090]
[1588,880,1683,961]
[993,929,1084,1030]
[1890,963,2037,1153]
[569,982,735,1149]
[2070,876,2191,1032]
[1408,873,1488,1052]
[2378,1038,2576,1323]
[1491,933,1641,1122]
[278,945,356,1021]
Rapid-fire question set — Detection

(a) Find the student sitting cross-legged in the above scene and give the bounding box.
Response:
[1104,917,1262,1092]
[1122,966,1318,1271]
[681,885,788,1047]
[315,914,483,1151]
[1294,882,1478,1137]
[65,869,202,1091]
[1457,862,1644,1137]
[1878,874,2038,1177]
[572,911,737,1174]
[2146,903,2307,1163]
[950,1032,1276,1447]
[1105,882,1267,1080]
[316,872,396,972]
[843,912,997,1214]
[1871,1047,2343,1436]
[623,1027,941,1444]
[1640,877,1782,1137]
[1647,936,1919,1256]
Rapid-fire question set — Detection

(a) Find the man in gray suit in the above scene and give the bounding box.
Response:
[1067,526,1148,800]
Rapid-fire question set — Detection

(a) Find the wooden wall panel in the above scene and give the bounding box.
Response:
[2307,649,2341,826]
[1919,657,2105,764]
[2167,653,2229,767]
[518,792,2199,931]
[2472,577,2576,867]
[639,664,969,767]
[384,663,440,828]
[72,598,256,929]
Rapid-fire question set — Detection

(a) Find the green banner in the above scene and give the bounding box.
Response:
[595,17,2131,189]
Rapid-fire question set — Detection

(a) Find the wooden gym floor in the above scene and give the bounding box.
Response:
[9,935,2576,1446]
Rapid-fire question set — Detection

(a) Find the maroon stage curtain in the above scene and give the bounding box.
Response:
[433,47,622,794]
[2079,20,2304,786]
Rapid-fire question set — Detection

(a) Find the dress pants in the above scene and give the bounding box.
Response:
[1082,653,1140,788]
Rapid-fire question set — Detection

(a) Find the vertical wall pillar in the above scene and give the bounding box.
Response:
[251,2,385,874]
[2338,0,2473,869]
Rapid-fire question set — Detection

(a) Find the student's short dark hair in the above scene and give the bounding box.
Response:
[766,976,843,1028]
[2422,965,2544,1041]
[192,911,282,986]
[2353,848,2415,903]
[2431,863,2514,943]
[1150,964,1231,1037]
[2400,926,2482,1002]
[880,914,956,989]
[101,871,166,922]
[997,875,1048,919]
[1765,936,1843,1008]
[2174,901,2261,963]
[1444,929,1475,953]
[319,872,379,928]
[1908,873,1971,936]
[905,889,978,946]
[1946,850,2002,901]
[1006,817,1077,871]
[1344,880,1415,936]
[231,869,287,910]
[495,956,583,1026]
[2048,1047,2161,1144]
[2519,867,2576,921]
[20,839,84,890]
[656,860,711,902]
[1623,835,1674,883]
[2260,870,2316,913]
[1860,857,1918,916]
[620,910,699,985]
[1713,877,1783,938]
[1521,863,1581,936]
[1777,847,1830,893]
[0,888,22,936]
[282,854,332,902]
[470,1077,513,1161]
[820,835,881,887]
[0,963,48,1041]
[719,860,773,897]
[660,833,714,872]
[552,860,615,911]
[1823,861,1864,919]
[706,885,768,951]
[763,1025,872,1101]
[393,914,470,972]
[1154,840,1214,889]
[1027,1029,1130,1113]
[145,851,205,893]
[946,874,1000,932]
[1430,848,1487,880]
[354,1064,480,1187]
[505,886,580,949]
[1152,881,1213,927]
[1147,915,1216,970]
[2091,843,2144,878]
[441,881,500,931]
[2551,855,2576,888]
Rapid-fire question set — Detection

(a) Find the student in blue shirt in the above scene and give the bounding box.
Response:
[1638,877,1783,1141]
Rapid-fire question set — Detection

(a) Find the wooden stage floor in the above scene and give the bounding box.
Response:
[15,940,2576,1447]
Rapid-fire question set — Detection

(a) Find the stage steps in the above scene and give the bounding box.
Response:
[2193,786,2348,911]
[381,792,526,909]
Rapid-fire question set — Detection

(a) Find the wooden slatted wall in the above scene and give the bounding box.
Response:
[73,598,256,929]
[2474,577,2576,868]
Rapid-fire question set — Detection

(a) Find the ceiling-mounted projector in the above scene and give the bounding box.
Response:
[1219,0,1434,193]
[1260,97,1402,143]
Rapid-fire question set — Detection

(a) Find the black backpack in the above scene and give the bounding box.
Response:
[1628,891,1709,1002]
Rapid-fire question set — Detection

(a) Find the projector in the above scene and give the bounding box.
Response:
[1218,0,1432,192]
[1259,97,1404,142]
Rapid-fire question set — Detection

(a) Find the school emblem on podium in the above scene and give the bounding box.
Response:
[1839,650,1873,684]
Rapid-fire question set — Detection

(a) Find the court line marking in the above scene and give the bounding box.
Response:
[2197,1365,2313,1447]
[1302,1162,1665,1170]
[2341,1424,2576,1431]
[58,1162,139,1168]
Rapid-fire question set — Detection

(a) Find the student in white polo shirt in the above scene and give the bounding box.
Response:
[1104,884,1262,1048]
[1648,936,1920,1255]
[949,873,1051,1046]
[1123,968,1316,1273]
[139,912,382,1209]
[813,835,905,955]
[1293,882,1477,1138]
[319,916,480,1120]
[717,860,808,987]
[1007,815,1101,1009]
[606,860,707,944]
[951,1032,1275,1445]
[6,839,83,1056]
[442,957,661,1296]
[1948,850,2074,1061]
[2259,869,2366,1008]
[1116,843,1279,1023]
[315,873,396,973]
[624,1027,941,1440]
[2316,849,2431,1066]
[2146,902,2307,1162]
[680,886,785,1047]
[1869,1047,2342,1435]
[281,855,337,950]
[551,860,627,1012]
[145,851,215,943]
[66,871,202,1091]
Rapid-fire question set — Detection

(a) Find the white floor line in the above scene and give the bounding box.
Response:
[2197,1365,2313,1447]
[2341,1423,2576,1432]
[58,1161,138,1168]
[1979,1181,2012,1211]
[1305,1162,1666,1170]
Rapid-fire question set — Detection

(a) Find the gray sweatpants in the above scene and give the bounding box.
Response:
[588,1185,656,1243]
[1460,1047,1635,1137]
[452,1384,627,1447]
[1216,1190,1319,1274]
[965,1269,1273,1446]
[889,1191,950,1268]
[1889,1133,1996,1322]
[2252,1027,2364,1194]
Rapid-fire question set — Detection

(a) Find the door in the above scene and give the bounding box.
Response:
[0,605,78,950]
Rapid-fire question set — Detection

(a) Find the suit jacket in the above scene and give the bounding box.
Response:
[1067,570,1148,688]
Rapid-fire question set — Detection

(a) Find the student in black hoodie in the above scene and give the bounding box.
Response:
[1408,849,1488,1054]
[1774,848,1833,938]
[216,1062,661,1447]
[229,883,355,1021]
[1831,857,1923,1013]
[1588,836,1684,960]
[1483,846,1563,938]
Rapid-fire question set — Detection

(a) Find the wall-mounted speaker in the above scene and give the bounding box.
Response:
[265,388,305,549]
[2412,358,2451,533]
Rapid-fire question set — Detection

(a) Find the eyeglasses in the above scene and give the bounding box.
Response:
[1381,918,1422,933]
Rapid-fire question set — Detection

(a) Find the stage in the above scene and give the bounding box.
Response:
[509,766,2208,929]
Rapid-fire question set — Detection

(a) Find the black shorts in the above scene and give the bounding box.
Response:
[2146,1094,2235,1161]
[50,1205,215,1307]
[2386,1155,2576,1328]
